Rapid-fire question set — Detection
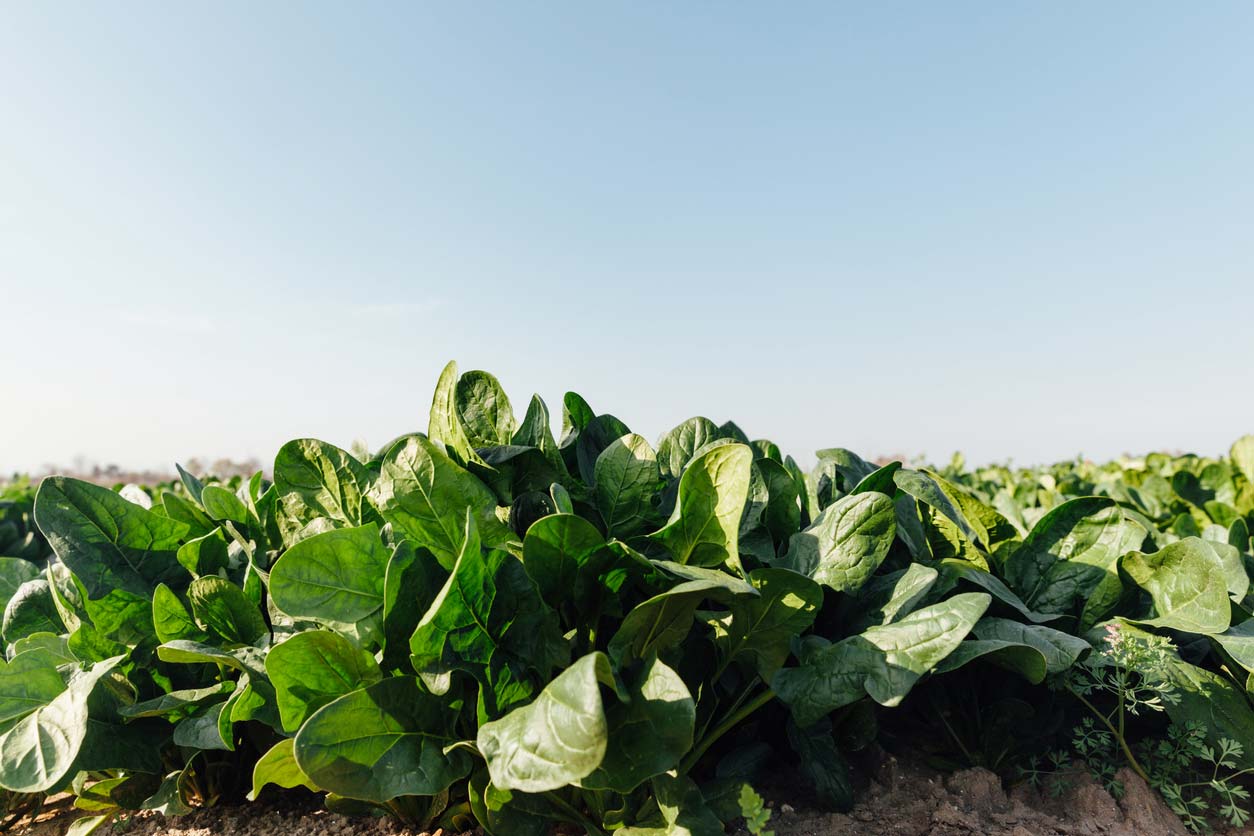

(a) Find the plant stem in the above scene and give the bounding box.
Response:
[1070,688,1150,782]
[544,792,606,836]
[680,688,775,775]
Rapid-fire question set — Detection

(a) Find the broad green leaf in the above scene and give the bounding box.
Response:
[619,772,726,836]
[455,370,517,447]
[294,676,470,802]
[151,583,204,644]
[409,514,566,711]
[34,477,189,598]
[248,738,316,800]
[933,639,1049,683]
[1122,538,1232,635]
[1231,435,1254,487]
[429,360,485,466]
[380,540,446,672]
[842,564,939,632]
[174,528,229,578]
[0,557,41,611]
[581,656,695,792]
[595,434,661,537]
[371,435,514,569]
[478,652,615,792]
[780,491,896,592]
[2,579,63,644]
[609,578,752,666]
[713,568,822,679]
[774,592,990,726]
[651,444,752,569]
[173,700,232,751]
[273,438,376,544]
[522,514,616,619]
[575,414,633,486]
[0,653,65,724]
[187,576,267,646]
[1005,498,1145,618]
[266,630,382,733]
[0,657,122,792]
[270,523,389,624]
[120,684,232,719]
[893,469,982,544]
[200,486,249,525]
[656,417,722,481]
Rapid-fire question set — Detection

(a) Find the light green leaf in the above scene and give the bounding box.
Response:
[266,630,382,733]
[580,656,695,793]
[1122,538,1232,635]
[595,434,661,537]
[780,491,896,593]
[269,523,389,624]
[371,435,514,569]
[248,738,316,800]
[774,593,990,726]
[478,652,615,792]
[650,444,752,569]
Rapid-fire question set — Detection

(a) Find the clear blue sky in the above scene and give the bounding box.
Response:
[2,3,1252,474]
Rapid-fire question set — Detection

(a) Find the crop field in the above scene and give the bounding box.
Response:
[4,363,1254,836]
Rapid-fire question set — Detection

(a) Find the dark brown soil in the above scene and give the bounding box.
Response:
[14,755,1250,836]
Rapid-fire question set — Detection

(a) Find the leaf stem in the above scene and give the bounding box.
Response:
[544,792,606,836]
[681,688,776,774]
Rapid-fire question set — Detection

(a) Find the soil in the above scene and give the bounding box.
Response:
[13,754,1252,836]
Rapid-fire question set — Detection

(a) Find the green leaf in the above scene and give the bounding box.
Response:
[269,523,389,624]
[294,676,470,803]
[248,738,316,801]
[429,360,485,466]
[656,417,722,480]
[409,513,566,713]
[581,655,695,792]
[34,477,189,598]
[2,579,63,644]
[371,435,514,569]
[780,491,896,593]
[842,564,939,632]
[381,540,446,672]
[609,578,752,666]
[455,369,517,447]
[1004,498,1145,618]
[619,772,726,836]
[200,486,249,525]
[0,557,41,611]
[120,684,232,719]
[175,528,230,577]
[773,593,991,726]
[151,583,205,644]
[478,652,616,792]
[522,514,617,619]
[713,568,822,679]
[266,630,383,733]
[1231,435,1254,487]
[273,438,376,544]
[1122,538,1232,635]
[187,576,267,646]
[651,444,752,569]
[595,434,662,537]
[0,657,123,792]
[0,653,66,724]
